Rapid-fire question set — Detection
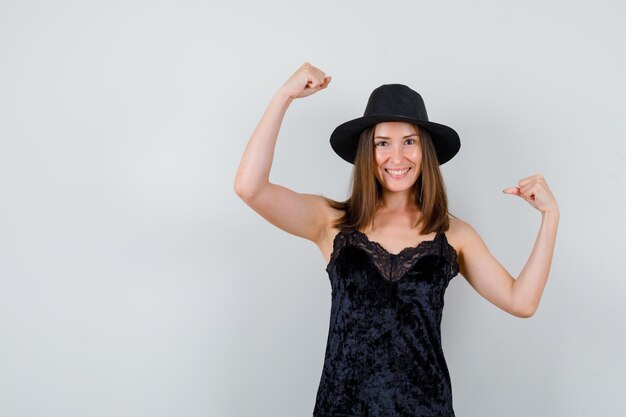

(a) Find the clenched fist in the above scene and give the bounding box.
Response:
[277,62,331,100]
[503,174,559,216]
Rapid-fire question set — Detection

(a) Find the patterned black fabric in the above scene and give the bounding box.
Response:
[313,228,460,417]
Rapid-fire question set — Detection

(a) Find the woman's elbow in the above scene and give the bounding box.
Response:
[513,304,536,319]
[234,178,257,201]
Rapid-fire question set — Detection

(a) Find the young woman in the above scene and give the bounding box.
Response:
[234,62,559,417]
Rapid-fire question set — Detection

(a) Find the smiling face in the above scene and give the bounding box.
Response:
[373,121,422,193]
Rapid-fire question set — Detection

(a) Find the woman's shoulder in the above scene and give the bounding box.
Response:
[447,215,468,231]
[446,216,487,259]
[445,216,472,257]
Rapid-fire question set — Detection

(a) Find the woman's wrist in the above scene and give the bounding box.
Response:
[541,208,560,222]
[273,89,295,105]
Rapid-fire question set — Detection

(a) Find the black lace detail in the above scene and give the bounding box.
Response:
[326,228,459,282]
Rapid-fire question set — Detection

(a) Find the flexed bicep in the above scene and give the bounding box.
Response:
[457,220,529,318]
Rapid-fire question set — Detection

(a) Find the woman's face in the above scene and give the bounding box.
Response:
[373,121,422,192]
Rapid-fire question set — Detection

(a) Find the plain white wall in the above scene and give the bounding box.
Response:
[1,0,625,416]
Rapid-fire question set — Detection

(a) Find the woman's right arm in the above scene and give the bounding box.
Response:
[233,62,332,244]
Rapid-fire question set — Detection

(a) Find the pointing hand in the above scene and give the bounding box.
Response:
[503,174,559,215]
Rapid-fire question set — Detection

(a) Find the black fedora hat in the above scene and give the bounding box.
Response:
[329,84,460,165]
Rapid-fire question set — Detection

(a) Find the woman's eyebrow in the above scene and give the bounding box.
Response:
[374,134,418,139]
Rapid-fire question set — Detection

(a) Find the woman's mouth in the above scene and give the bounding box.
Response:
[385,167,411,179]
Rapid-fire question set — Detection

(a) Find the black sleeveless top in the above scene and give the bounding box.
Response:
[313,228,460,417]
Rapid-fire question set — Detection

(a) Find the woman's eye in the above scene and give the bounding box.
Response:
[376,139,416,147]
[376,139,416,146]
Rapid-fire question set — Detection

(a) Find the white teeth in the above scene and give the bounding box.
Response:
[386,168,410,176]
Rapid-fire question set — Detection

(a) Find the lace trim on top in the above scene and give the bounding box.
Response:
[327,228,459,282]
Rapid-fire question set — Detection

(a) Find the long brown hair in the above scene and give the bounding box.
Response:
[322,123,456,234]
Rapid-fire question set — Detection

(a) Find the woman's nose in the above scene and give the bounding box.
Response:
[392,143,404,163]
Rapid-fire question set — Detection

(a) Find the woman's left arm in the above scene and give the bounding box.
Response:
[502,173,560,317]
[457,174,559,318]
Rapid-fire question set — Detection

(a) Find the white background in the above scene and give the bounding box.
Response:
[1,1,625,416]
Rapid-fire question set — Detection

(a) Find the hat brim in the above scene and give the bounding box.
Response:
[330,114,460,165]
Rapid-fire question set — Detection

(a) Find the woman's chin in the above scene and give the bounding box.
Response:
[381,182,416,192]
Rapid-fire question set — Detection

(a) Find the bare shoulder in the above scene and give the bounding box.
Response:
[445,216,476,259]
[446,216,493,266]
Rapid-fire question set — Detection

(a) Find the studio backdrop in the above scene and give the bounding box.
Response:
[1,1,625,416]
